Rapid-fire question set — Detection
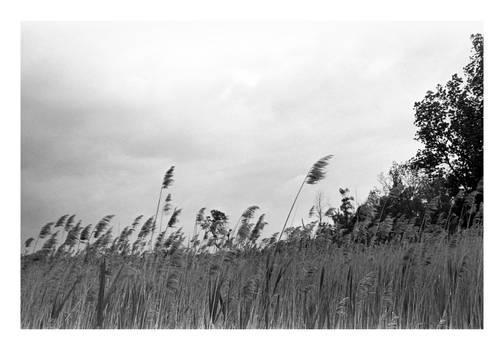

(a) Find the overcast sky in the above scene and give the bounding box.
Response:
[21,22,482,244]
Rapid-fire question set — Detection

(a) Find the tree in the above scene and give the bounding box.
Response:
[411,34,483,196]
[309,192,326,224]
[376,161,451,221]
[199,209,230,249]
[338,188,354,228]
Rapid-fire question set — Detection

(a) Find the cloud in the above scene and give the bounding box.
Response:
[21,21,482,243]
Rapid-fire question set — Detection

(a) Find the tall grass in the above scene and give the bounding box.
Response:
[20,226,482,329]
[20,160,483,329]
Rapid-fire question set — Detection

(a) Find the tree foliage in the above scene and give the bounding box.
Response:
[411,34,483,195]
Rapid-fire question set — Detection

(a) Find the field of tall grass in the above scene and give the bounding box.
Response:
[20,159,483,329]
[21,229,482,329]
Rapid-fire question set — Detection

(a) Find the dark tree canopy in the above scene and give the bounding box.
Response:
[411,34,483,195]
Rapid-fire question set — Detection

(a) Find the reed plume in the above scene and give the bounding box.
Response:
[192,207,206,245]
[92,215,114,240]
[167,207,182,228]
[250,213,267,246]
[138,216,155,239]
[277,155,333,243]
[64,214,76,232]
[32,221,54,254]
[39,222,54,239]
[152,166,176,249]
[40,233,58,257]
[24,237,34,248]
[160,194,172,235]
[306,155,333,185]
[235,205,260,242]
[60,220,82,252]
[79,224,92,242]
[55,214,69,228]
[131,215,144,230]
[163,194,172,213]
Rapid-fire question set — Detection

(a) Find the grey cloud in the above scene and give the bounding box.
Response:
[21,22,482,242]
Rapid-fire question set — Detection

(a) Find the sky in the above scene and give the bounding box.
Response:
[21,21,482,245]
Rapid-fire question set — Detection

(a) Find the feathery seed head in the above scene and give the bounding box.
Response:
[168,208,182,228]
[93,215,114,239]
[39,222,54,239]
[80,224,92,242]
[132,215,143,230]
[162,166,175,189]
[306,155,333,185]
[24,237,34,248]
[138,216,155,238]
[241,205,260,223]
[55,215,69,228]
[196,208,206,223]
[64,214,76,232]
[163,194,172,213]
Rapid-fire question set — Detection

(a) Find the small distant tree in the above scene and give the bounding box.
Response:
[309,192,328,224]
[200,209,229,250]
[338,188,354,227]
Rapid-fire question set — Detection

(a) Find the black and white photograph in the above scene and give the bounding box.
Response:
[4,1,503,343]
[18,20,485,330]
